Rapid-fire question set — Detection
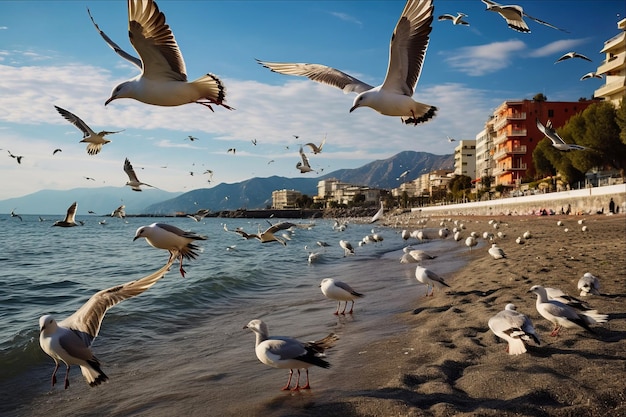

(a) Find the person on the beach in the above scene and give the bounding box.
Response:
[609,198,615,214]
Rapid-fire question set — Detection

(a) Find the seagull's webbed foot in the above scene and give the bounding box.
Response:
[291,370,302,391]
[299,370,311,390]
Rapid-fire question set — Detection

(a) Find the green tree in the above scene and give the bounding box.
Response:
[615,98,626,145]
[533,93,547,102]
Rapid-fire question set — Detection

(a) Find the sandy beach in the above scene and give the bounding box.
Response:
[260,214,626,417]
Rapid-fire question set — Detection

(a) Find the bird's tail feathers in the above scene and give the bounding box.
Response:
[402,104,437,125]
[192,73,234,110]
[581,310,608,325]
[84,357,108,387]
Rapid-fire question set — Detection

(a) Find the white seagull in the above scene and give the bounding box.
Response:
[580,72,603,81]
[124,158,157,191]
[482,0,567,33]
[536,118,587,151]
[304,135,326,154]
[438,12,469,26]
[320,278,364,315]
[578,272,601,297]
[488,303,540,355]
[110,204,126,219]
[370,201,384,223]
[88,1,232,111]
[133,222,207,277]
[296,146,314,173]
[53,201,80,227]
[415,265,450,297]
[244,319,337,391]
[339,240,355,257]
[465,235,477,251]
[54,106,122,155]
[256,0,436,125]
[488,243,506,259]
[529,285,607,337]
[39,259,174,389]
[555,51,592,63]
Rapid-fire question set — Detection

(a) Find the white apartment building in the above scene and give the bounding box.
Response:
[594,18,626,106]
[453,140,477,179]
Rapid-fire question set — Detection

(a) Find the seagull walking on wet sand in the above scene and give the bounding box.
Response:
[54,106,122,155]
[488,243,506,259]
[488,303,540,355]
[481,0,568,33]
[53,202,81,227]
[320,278,364,315]
[536,119,587,151]
[133,223,207,277]
[529,285,608,337]
[88,0,232,111]
[244,319,337,391]
[39,260,174,389]
[124,158,157,191]
[415,265,450,296]
[257,0,437,125]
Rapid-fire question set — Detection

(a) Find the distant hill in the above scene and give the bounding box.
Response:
[0,187,180,216]
[144,151,453,214]
[1,151,453,215]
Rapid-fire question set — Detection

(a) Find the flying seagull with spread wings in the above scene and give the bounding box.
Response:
[123,158,157,191]
[257,0,436,125]
[438,12,469,26]
[54,106,122,155]
[536,118,587,151]
[304,135,326,154]
[297,146,314,174]
[87,0,232,111]
[39,260,174,389]
[482,0,568,33]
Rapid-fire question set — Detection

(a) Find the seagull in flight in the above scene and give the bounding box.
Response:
[555,52,592,63]
[257,0,437,125]
[438,12,469,26]
[54,106,122,155]
[10,209,23,221]
[297,146,314,174]
[53,148,62,155]
[580,72,603,81]
[87,1,232,111]
[111,204,126,219]
[447,136,456,142]
[7,150,23,164]
[39,260,174,389]
[481,0,568,33]
[304,135,326,154]
[123,158,157,191]
[536,118,587,151]
[53,201,81,227]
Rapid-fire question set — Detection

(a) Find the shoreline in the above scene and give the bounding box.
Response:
[273,214,626,416]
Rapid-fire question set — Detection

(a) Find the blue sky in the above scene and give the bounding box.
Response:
[0,0,623,201]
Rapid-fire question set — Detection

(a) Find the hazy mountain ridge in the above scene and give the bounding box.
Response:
[1,151,453,215]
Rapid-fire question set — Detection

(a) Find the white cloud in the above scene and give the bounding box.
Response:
[329,12,362,26]
[442,40,527,76]
[527,38,590,58]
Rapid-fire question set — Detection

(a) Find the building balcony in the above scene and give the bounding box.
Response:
[594,79,626,98]
[492,163,528,176]
[493,129,527,145]
[492,145,527,160]
[600,31,625,53]
[493,112,526,131]
[596,53,625,75]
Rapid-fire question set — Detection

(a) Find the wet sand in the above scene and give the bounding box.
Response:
[258,214,626,417]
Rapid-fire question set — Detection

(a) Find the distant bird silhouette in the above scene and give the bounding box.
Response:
[53,148,62,155]
[438,12,469,26]
[8,150,23,164]
[54,105,122,155]
[53,202,80,227]
[123,158,157,191]
[304,135,326,154]
[10,209,23,221]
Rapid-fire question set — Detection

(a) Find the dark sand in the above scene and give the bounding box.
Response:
[265,214,626,417]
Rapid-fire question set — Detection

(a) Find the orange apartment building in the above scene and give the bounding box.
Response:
[488,99,595,187]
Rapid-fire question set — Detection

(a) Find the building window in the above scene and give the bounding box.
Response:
[548,109,554,117]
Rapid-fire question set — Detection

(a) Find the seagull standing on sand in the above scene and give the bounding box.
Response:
[481,0,568,33]
[133,223,207,277]
[88,0,232,111]
[488,243,506,259]
[529,285,608,336]
[39,260,174,389]
[53,202,81,227]
[244,319,337,391]
[555,51,592,63]
[54,106,122,155]
[465,235,477,251]
[488,303,540,355]
[124,158,157,191]
[257,0,437,125]
[320,278,364,315]
[578,273,601,297]
[536,119,588,151]
[438,12,469,26]
[415,265,450,296]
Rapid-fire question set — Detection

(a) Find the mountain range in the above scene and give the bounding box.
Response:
[1,151,453,215]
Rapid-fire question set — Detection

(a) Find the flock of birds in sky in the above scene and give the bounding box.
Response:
[36,195,613,391]
[3,0,602,192]
[23,0,614,395]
